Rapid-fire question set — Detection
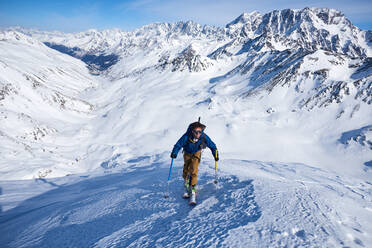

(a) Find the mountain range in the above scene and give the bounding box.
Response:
[0,7,371,179]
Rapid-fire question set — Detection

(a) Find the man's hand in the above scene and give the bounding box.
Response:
[214,150,219,161]
[170,153,177,159]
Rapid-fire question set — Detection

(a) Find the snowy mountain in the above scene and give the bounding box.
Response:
[0,7,372,247]
[1,6,371,178]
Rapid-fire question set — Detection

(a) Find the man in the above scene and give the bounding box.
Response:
[171,121,218,204]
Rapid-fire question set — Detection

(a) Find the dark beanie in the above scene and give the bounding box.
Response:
[190,121,206,130]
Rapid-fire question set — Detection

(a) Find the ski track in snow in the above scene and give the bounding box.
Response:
[1,158,371,248]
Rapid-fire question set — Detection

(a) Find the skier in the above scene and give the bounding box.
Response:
[171,120,218,205]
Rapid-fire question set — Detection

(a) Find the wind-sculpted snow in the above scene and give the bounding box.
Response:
[210,49,310,94]
[243,8,368,57]
[94,176,259,247]
[1,159,371,247]
[0,160,260,247]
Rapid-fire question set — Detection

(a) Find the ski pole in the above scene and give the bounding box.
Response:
[164,158,174,199]
[214,150,218,184]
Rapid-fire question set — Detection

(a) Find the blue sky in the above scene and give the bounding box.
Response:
[0,0,371,32]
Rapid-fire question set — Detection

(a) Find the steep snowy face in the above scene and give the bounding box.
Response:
[225,11,263,38]
[159,44,213,72]
[211,48,372,111]
[252,8,368,57]
[205,9,372,119]
[215,8,371,58]
[0,31,99,179]
[298,55,372,110]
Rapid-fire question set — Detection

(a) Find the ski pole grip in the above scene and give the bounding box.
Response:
[215,150,218,171]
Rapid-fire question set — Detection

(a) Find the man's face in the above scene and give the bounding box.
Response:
[192,128,202,139]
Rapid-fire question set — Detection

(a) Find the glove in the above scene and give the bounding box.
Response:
[170,153,177,159]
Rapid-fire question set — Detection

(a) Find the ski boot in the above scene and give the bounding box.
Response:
[183,176,191,198]
[189,186,197,205]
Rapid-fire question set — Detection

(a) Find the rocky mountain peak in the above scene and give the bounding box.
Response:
[226,11,261,27]
[157,43,212,72]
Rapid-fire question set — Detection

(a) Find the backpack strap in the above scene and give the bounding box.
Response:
[200,134,207,149]
[186,134,206,150]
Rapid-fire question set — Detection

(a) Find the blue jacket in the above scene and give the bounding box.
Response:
[172,126,218,157]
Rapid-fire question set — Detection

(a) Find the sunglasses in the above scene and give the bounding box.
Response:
[192,130,202,134]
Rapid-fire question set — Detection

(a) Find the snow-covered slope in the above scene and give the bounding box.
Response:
[0,31,100,179]
[1,157,371,247]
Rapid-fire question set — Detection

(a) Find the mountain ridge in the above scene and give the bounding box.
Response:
[0,7,371,180]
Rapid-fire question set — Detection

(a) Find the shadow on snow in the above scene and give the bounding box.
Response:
[0,161,261,248]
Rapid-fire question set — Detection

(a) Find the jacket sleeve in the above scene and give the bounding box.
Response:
[204,134,218,158]
[172,134,188,155]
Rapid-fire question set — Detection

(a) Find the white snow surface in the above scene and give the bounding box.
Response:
[1,157,372,247]
[0,7,372,247]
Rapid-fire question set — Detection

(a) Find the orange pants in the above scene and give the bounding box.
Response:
[183,150,201,186]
